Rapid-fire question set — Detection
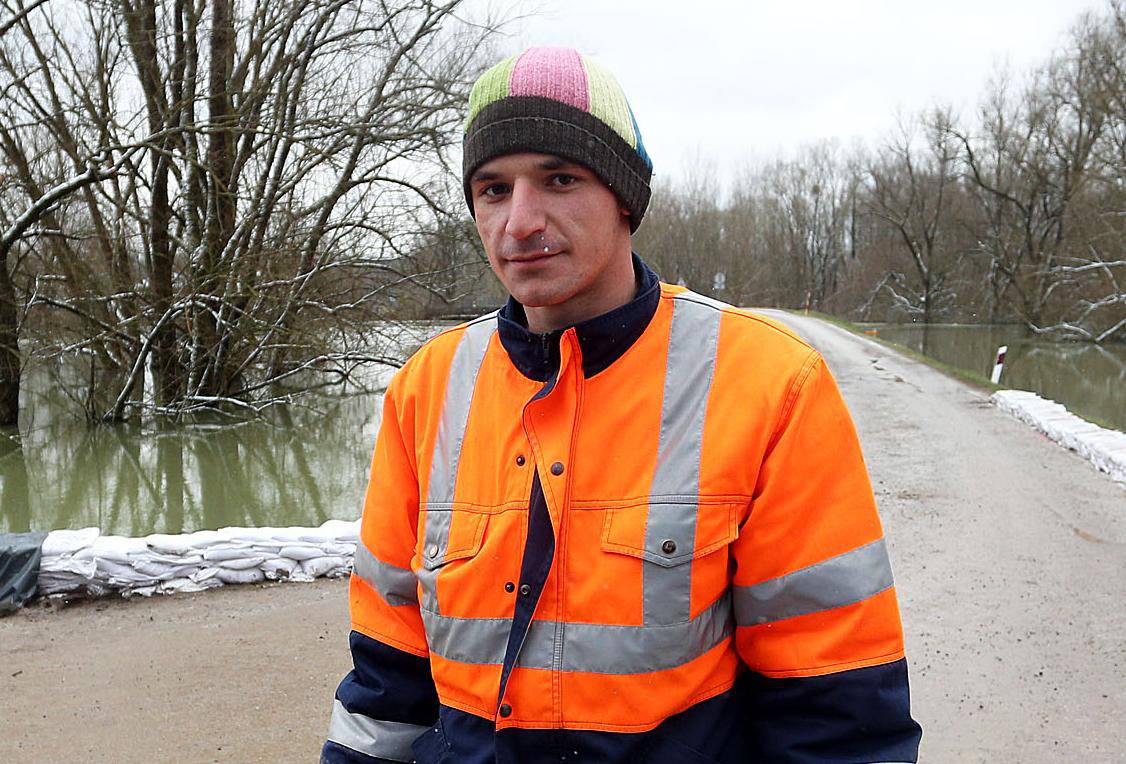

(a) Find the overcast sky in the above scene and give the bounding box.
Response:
[465,0,1107,183]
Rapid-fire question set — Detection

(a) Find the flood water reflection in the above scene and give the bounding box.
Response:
[0,324,446,536]
[863,323,1126,431]
[0,384,387,537]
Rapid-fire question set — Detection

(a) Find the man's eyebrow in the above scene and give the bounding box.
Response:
[469,169,501,184]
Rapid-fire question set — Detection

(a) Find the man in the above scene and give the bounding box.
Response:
[322,47,922,763]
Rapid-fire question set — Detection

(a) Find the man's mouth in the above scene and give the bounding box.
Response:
[503,233,566,263]
[507,249,560,263]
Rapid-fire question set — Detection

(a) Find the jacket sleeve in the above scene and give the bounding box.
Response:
[732,352,922,763]
[322,376,438,763]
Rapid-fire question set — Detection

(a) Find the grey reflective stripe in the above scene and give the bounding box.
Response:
[644,293,724,626]
[548,590,732,674]
[420,591,733,675]
[734,538,894,626]
[326,699,428,762]
[416,510,452,614]
[352,543,417,607]
[416,315,496,613]
[421,608,510,665]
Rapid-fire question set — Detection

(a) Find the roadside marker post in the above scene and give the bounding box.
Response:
[991,345,1007,384]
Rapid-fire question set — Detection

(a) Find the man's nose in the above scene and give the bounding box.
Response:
[504,180,547,240]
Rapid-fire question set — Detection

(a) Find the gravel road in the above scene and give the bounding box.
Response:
[762,311,1126,763]
[1,312,1123,763]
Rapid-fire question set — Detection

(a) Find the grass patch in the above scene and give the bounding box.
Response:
[785,309,1003,393]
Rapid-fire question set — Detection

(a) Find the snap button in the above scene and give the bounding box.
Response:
[519,583,531,596]
[550,461,564,476]
[661,539,677,555]
[499,703,512,718]
[427,544,439,558]
[504,582,515,593]
[515,454,526,466]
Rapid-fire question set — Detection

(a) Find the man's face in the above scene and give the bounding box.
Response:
[468,152,633,329]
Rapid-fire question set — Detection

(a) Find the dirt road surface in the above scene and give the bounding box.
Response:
[2,313,1123,763]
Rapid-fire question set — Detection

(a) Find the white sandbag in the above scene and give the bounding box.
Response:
[41,527,100,557]
[190,567,223,583]
[215,567,265,585]
[161,576,223,594]
[74,536,148,564]
[295,527,339,544]
[144,534,196,556]
[133,550,203,566]
[279,545,325,562]
[228,526,308,543]
[245,541,285,553]
[319,542,357,557]
[301,555,348,578]
[131,560,203,580]
[182,529,225,549]
[95,557,148,583]
[262,558,298,580]
[315,519,361,542]
[217,556,271,571]
[39,556,97,577]
[202,545,255,562]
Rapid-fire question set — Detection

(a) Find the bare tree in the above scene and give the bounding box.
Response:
[0,0,499,425]
[863,109,965,325]
[953,3,1125,340]
[762,144,858,312]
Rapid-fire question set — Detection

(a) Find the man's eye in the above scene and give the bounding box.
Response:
[480,183,509,198]
[550,174,577,187]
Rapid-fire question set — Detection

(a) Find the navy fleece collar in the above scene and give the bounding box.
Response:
[496,254,660,381]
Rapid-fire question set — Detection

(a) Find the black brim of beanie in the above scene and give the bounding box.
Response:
[462,97,653,233]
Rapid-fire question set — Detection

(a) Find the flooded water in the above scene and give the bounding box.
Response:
[863,323,1126,431]
[5,319,1121,537]
[0,324,445,537]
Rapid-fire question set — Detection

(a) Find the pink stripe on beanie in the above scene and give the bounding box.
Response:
[508,47,589,111]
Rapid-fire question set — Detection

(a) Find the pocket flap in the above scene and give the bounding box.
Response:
[418,510,488,571]
[601,501,737,568]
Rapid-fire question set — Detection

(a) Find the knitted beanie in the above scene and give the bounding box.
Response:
[462,47,653,232]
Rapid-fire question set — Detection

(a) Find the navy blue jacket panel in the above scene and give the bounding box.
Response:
[322,632,921,763]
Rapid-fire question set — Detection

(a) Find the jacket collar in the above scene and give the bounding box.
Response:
[496,253,661,381]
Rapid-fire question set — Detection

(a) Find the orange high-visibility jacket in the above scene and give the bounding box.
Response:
[348,282,905,735]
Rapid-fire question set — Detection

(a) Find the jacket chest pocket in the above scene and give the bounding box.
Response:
[416,508,489,614]
[600,500,738,626]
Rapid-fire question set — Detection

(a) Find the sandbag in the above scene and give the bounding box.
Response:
[1,531,48,614]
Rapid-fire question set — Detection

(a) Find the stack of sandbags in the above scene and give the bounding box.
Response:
[992,389,1126,484]
[37,519,361,598]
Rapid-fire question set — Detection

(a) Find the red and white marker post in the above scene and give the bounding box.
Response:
[991,345,1007,384]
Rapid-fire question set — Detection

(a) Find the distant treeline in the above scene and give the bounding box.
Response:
[635,1,1125,344]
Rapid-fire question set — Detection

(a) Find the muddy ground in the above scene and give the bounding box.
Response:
[2,313,1123,763]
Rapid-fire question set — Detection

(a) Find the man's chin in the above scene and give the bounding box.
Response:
[511,292,564,309]
[505,281,570,309]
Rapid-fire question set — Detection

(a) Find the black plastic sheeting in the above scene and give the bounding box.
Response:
[0,531,47,614]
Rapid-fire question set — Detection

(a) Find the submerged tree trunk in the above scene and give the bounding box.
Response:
[196,0,237,398]
[0,257,20,426]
